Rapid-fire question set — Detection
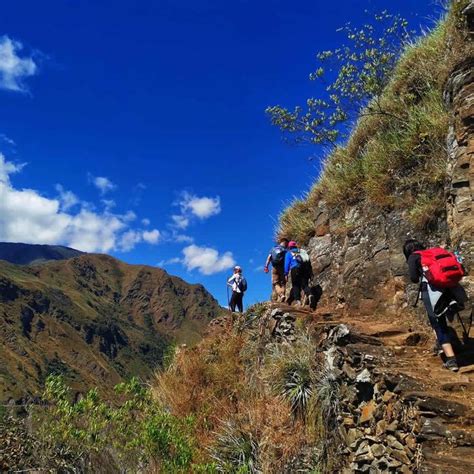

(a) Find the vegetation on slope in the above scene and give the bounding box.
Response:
[274,1,473,244]
[0,254,222,401]
[1,376,210,472]
[154,307,341,472]
[1,306,343,472]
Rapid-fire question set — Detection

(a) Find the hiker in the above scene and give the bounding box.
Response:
[284,241,314,308]
[403,239,466,372]
[227,266,247,313]
[264,238,289,302]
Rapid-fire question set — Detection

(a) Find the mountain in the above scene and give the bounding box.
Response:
[0,242,84,265]
[0,253,223,401]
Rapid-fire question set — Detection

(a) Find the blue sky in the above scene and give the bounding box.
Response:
[0,0,440,306]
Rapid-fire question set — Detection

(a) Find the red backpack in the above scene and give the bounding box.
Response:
[414,247,464,288]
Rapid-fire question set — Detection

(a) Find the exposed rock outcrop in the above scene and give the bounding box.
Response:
[261,305,474,472]
[304,5,473,319]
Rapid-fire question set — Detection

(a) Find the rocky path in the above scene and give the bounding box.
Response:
[274,303,474,472]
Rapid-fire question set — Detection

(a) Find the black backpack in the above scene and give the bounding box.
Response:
[270,246,286,265]
[239,277,248,292]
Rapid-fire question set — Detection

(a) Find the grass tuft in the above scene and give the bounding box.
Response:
[276,198,316,243]
[210,421,261,473]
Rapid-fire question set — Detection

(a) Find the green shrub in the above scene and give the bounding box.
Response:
[36,375,207,473]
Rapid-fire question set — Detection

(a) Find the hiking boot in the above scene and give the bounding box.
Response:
[444,357,459,372]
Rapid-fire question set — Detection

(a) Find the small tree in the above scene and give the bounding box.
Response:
[266,11,412,149]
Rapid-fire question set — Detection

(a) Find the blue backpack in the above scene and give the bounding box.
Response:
[290,249,303,266]
[270,246,286,265]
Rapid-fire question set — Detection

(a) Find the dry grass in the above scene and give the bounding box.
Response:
[278,1,473,244]
[276,198,316,243]
[153,326,319,471]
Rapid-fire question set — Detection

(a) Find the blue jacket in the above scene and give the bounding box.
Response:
[284,248,300,276]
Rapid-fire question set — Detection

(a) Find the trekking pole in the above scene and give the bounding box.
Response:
[413,283,422,308]
[226,284,231,310]
[457,310,472,343]
[457,312,468,342]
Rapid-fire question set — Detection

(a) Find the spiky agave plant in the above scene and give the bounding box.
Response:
[311,367,342,472]
[265,334,316,421]
[314,367,340,430]
[279,362,313,420]
[210,421,261,474]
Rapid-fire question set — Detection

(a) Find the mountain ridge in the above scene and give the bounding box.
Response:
[0,242,84,265]
[0,252,223,401]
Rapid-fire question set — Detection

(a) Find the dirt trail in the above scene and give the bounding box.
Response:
[277,303,474,472]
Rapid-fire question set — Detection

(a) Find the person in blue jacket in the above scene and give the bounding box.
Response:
[285,241,312,306]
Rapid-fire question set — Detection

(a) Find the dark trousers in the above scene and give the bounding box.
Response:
[421,289,450,345]
[230,291,243,312]
[287,267,310,305]
[421,284,468,345]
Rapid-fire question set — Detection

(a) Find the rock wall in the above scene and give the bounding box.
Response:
[308,204,445,316]
[445,52,474,274]
[307,5,473,317]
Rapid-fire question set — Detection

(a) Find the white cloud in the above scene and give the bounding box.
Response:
[0,134,16,146]
[66,211,125,252]
[170,191,221,231]
[0,156,25,183]
[0,154,159,253]
[157,257,181,267]
[122,210,136,222]
[55,184,79,211]
[182,244,235,275]
[101,199,116,210]
[89,175,116,195]
[119,230,142,251]
[0,36,37,93]
[180,192,221,219]
[173,233,194,243]
[119,228,160,251]
[171,214,190,229]
[132,182,146,203]
[158,231,194,244]
[143,229,160,244]
[142,218,150,226]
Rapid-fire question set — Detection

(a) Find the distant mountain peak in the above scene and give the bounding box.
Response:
[0,242,84,265]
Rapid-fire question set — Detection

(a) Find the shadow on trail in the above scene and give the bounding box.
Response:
[450,308,474,368]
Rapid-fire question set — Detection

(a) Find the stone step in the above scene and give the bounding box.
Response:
[421,446,474,473]
[403,392,471,419]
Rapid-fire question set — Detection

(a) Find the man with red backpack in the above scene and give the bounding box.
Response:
[403,239,466,372]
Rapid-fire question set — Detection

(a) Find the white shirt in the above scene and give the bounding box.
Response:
[228,273,243,293]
